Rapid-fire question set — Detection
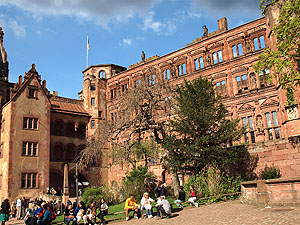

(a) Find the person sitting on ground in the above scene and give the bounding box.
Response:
[37,204,51,225]
[155,196,171,219]
[86,202,97,225]
[124,194,138,221]
[154,181,166,198]
[0,199,11,225]
[75,201,87,225]
[64,204,76,225]
[140,192,155,218]
[174,186,186,208]
[24,203,35,225]
[97,199,108,225]
[188,185,199,207]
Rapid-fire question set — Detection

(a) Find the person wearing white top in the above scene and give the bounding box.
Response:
[140,192,155,218]
[16,198,22,220]
[155,196,171,219]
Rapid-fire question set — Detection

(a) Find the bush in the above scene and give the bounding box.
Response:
[122,166,157,201]
[183,164,241,204]
[81,185,120,206]
[259,164,281,180]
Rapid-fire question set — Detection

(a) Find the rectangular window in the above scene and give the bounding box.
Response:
[265,112,272,127]
[245,133,249,143]
[260,36,265,48]
[199,57,204,68]
[23,118,38,130]
[250,131,255,143]
[149,74,155,86]
[268,128,273,140]
[242,117,247,128]
[275,127,280,139]
[21,173,38,189]
[218,50,223,62]
[90,83,96,91]
[232,45,238,58]
[110,89,114,99]
[221,80,226,95]
[98,111,102,118]
[22,142,38,156]
[134,80,141,88]
[91,120,95,129]
[241,74,248,90]
[194,58,199,70]
[166,69,170,79]
[91,98,95,106]
[28,89,35,98]
[178,65,182,76]
[254,37,259,51]
[248,116,254,130]
[182,63,186,74]
[237,43,243,56]
[272,111,278,126]
[213,52,218,64]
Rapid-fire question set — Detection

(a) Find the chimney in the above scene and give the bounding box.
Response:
[18,75,22,85]
[217,17,228,32]
[52,91,58,96]
[42,80,46,89]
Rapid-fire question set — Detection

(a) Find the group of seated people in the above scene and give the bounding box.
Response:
[23,201,56,225]
[64,199,108,225]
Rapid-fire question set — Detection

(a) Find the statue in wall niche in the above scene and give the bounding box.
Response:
[287,107,298,120]
[202,25,208,37]
[246,39,252,53]
[206,54,211,66]
[250,74,257,89]
[142,51,145,62]
[256,115,264,135]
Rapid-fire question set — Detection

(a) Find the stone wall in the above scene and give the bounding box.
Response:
[241,177,300,207]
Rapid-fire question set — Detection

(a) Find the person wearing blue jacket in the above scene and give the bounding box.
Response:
[38,204,52,225]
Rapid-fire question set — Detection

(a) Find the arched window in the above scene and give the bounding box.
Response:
[52,120,65,136]
[66,122,75,137]
[99,71,106,79]
[66,144,76,161]
[77,124,86,139]
[53,144,64,161]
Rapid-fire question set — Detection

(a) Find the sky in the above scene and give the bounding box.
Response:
[0,0,262,99]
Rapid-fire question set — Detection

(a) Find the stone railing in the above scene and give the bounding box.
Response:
[241,177,300,207]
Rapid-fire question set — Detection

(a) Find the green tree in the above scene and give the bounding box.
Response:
[162,78,257,177]
[122,166,157,200]
[255,0,300,105]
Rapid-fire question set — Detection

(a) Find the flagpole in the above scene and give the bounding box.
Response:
[86,36,89,68]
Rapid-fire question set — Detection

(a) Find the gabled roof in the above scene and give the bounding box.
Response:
[2,64,51,108]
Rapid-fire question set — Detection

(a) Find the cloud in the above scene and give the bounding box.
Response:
[191,0,261,15]
[0,14,26,38]
[143,11,176,35]
[8,19,26,38]
[123,38,132,46]
[0,0,156,28]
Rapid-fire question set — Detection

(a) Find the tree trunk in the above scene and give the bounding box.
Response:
[171,171,180,198]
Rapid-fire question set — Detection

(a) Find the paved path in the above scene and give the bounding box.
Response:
[6,200,300,225]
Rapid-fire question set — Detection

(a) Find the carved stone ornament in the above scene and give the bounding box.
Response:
[246,39,252,53]
[250,73,257,89]
[256,115,264,135]
[287,107,298,120]
[202,25,208,37]
[206,54,211,66]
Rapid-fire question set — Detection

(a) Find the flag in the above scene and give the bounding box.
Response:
[87,36,90,51]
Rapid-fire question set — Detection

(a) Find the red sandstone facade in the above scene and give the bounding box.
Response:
[0,4,300,202]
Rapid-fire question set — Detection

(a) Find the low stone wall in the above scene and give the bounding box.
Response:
[241,177,300,207]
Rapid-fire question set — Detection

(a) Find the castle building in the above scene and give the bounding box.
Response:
[0,4,300,202]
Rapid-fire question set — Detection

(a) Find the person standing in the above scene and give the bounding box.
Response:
[154,181,166,198]
[16,197,22,220]
[0,199,11,225]
[174,186,186,208]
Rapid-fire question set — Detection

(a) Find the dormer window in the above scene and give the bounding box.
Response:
[28,87,38,99]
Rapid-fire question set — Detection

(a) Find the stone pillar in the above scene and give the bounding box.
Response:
[62,163,69,205]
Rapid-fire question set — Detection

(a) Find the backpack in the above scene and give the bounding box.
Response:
[50,211,56,220]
